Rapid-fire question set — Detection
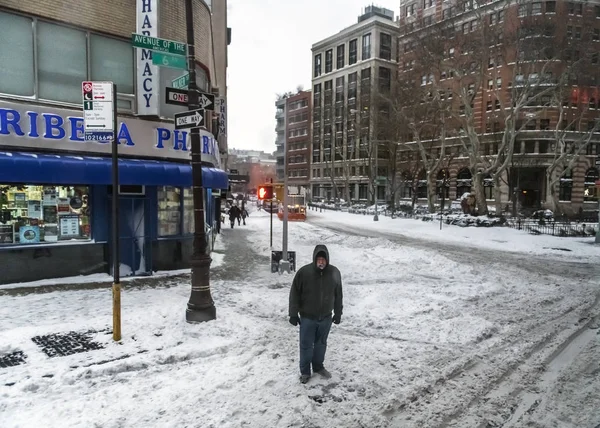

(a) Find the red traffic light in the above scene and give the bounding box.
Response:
[258,185,273,200]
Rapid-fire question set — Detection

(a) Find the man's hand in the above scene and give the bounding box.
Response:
[289,316,300,326]
[333,314,341,324]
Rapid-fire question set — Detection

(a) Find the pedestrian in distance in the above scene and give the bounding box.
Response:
[289,244,343,384]
[228,205,240,229]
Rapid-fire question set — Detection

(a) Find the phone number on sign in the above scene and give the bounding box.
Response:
[84,134,113,142]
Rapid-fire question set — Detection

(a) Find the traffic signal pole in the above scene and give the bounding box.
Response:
[280,142,290,274]
[270,178,273,248]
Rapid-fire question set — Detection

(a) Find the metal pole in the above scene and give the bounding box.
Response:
[281,139,290,273]
[374,141,379,221]
[111,83,121,342]
[185,0,216,323]
[270,178,273,248]
[596,198,600,243]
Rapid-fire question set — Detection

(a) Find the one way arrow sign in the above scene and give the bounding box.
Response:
[174,109,204,130]
[198,92,215,110]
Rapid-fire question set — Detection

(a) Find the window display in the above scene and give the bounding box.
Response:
[0,185,91,245]
[158,186,181,236]
[183,188,195,234]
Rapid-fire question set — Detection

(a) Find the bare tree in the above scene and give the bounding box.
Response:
[401,0,596,215]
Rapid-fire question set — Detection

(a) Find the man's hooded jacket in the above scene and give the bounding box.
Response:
[289,244,343,320]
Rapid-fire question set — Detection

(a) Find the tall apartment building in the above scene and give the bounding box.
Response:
[396,0,600,215]
[0,0,230,284]
[274,97,286,181]
[285,90,312,193]
[310,5,400,202]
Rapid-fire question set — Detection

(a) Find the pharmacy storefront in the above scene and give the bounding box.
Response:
[0,100,228,284]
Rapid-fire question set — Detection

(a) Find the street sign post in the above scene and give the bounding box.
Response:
[172,73,190,89]
[174,109,204,130]
[82,81,114,141]
[152,52,187,70]
[131,33,186,56]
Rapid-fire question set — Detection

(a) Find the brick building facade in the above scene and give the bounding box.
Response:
[396,0,600,215]
[285,91,312,192]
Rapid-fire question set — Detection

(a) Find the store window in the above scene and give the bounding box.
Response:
[157,186,182,236]
[0,185,91,245]
[183,188,195,234]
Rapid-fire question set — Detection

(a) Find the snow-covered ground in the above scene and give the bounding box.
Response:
[1,207,599,427]
[307,208,600,262]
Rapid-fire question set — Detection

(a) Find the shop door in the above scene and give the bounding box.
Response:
[112,197,152,277]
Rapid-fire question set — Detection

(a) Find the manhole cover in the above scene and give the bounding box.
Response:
[0,350,27,368]
[32,331,104,358]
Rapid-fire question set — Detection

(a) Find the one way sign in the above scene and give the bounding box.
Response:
[198,92,215,110]
[174,109,204,130]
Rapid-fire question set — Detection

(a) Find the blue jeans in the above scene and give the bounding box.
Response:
[299,315,332,375]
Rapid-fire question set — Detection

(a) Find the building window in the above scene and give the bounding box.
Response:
[362,33,371,60]
[559,169,573,201]
[325,49,333,73]
[314,53,322,78]
[568,2,583,15]
[594,29,600,42]
[90,34,135,107]
[379,67,391,92]
[546,1,556,13]
[423,0,434,8]
[336,44,345,69]
[456,168,472,197]
[532,2,542,15]
[0,185,91,245]
[540,119,550,130]
[498,10,505,22]
[361,33,371,60]
[158,186,182,236]
[0,13,34,96]
[584,168,599,201]
[379,33,392,60]
[349,39,358,65]
[0,11,134,107]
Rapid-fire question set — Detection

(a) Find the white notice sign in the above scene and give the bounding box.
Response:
[82,81,114,141]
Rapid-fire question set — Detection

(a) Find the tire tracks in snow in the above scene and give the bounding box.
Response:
[308,218,600,427]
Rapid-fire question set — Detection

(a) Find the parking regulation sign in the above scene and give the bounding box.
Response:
[82,81,115,141]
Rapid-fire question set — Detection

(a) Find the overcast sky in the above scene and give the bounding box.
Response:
[226,0,400,154]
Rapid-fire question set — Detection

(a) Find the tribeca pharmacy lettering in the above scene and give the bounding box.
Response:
[0,107,220,161]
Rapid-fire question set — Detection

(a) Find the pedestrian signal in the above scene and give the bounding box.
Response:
[258,185,273,200]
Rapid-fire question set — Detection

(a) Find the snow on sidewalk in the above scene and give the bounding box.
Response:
[307,208,600,262]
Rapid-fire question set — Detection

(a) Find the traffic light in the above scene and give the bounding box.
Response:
[257,184,274,200]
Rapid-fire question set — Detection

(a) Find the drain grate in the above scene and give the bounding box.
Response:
[0,350,27,368]
[32,331,104,358]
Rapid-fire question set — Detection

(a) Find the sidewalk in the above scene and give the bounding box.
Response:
[0,227,268,372]
[0,227,265,297]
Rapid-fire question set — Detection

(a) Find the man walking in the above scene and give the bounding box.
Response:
[289,244,343,384]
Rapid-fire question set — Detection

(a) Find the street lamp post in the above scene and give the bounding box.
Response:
[185,0,216,323]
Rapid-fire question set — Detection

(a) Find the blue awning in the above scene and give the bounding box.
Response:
[0,152,229,189]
